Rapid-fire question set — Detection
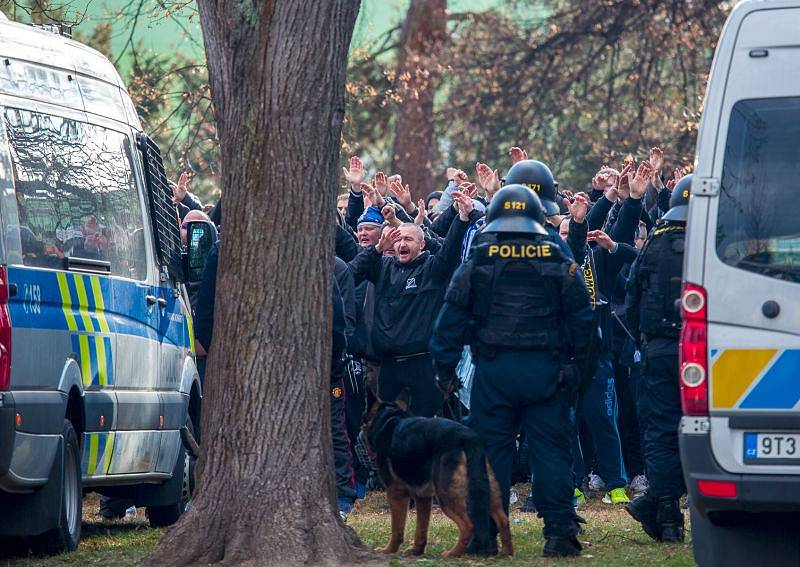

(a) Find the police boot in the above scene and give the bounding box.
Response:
[465,536,497,556]
[625,493,661,541]
[542,522,582,557]
[656,497,685,543]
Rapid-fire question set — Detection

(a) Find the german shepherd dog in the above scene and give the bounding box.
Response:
[361,388,513,558]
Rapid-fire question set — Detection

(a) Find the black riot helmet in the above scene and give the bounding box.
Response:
[503,160,560,217]
[482,184,547,235]
[662,173,693,222]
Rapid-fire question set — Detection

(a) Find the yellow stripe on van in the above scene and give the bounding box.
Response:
[712,349,778,409]
[103,432,115,474]
[185,306,195,355]
[78,335,92,386]
[73,275,95,333]
[89,276,111,333]
[87,433,99,476]
[95,335,107,387]
[56,273,79,332]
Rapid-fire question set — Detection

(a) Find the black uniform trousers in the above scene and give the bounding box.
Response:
[639,349,685,500]
[614,359,645,478]
[470,349,576,534]
[331,377,357,502]
[378,353,442,418]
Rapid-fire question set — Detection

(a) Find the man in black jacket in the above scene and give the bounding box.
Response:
[348,190,476,417]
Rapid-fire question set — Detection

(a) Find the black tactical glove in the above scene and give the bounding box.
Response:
[435,366,461,395]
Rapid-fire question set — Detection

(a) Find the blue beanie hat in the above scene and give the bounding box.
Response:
[357,206,384,228]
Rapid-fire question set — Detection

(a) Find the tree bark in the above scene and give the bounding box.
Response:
[392,0,448,202]
[147,1,370,566]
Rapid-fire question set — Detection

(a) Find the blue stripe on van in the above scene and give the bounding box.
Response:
[7,267,188,347]
[740,350,800,410]
[104,335,114,386]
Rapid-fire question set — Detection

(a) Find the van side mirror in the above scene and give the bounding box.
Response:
[136,132,186,283]
[186,221,218,284]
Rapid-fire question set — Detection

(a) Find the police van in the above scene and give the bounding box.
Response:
[679,1,800,565]
[0,15,202,553]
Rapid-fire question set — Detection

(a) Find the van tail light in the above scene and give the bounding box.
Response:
[0,267,12,391]
[680,282,708,416]
[697,479,737,499]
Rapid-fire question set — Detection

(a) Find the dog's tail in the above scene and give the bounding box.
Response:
[464,437,491,549]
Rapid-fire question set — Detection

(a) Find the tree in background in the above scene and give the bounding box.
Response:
[148,0,365,563]
[392,0,447,201]
[346,0,730,190]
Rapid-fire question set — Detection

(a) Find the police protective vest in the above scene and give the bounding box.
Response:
[637,222,685,339]
[468,237,570,350]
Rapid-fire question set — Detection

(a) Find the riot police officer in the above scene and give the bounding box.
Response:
[624,174,693,543]
[431,185,595,557]
[503,160,575,259]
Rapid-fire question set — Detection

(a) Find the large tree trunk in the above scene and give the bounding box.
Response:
[392,0,448,202]
[147,1,368,566]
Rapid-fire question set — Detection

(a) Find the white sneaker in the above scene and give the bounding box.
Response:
[587,474,606,494]
[629,474,649,496]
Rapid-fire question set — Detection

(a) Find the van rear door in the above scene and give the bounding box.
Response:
[700,6,800,475]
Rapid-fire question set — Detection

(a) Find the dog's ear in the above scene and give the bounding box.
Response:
[395,388,411,412]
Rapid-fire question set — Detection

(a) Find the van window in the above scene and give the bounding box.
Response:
[716,97,800,283]
[3,108,148,280]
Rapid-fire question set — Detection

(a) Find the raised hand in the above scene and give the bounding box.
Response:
[459,182,478,200]
[172,172,189,204]
[451,190,474,221]
[592,167,610,191]
[476,162,501,199]
[649,147,664,175]
[617,161,633,200]
[629,162,654,199]
[360,182,385,209]
[588,229,616,251]
[509,146,528,164]
[373,171,389,196]
[446,167,468,185]
[376,227,401,254]
[564,192,589,224]
[389,180,414,212]
[343,156,365,187]
[381,204,401,228]
[414,199,427,226]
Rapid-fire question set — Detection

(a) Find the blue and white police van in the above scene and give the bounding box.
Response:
[0,14,202,553]
[680,1,800,565]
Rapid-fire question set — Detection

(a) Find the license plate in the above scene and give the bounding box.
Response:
[744,432,800,462]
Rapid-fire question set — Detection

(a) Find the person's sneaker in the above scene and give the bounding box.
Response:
[629,475,649,496]
[520,492,537,513]
[542,536,581,557]
[573,487,586,508]
[587,473,606,495]
[338,497,354,516]
[603,487,631,504]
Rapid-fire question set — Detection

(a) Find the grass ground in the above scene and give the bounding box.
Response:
[1,488,696,566]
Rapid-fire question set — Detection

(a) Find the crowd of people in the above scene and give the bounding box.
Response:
[158,144,690,558]
[330,146,692,557]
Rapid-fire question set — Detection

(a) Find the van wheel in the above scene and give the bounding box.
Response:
[30,420,82,555]
[691,505,800,567]
[146,418,196,527]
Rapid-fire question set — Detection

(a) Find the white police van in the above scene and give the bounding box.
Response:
[0,15,202,554]
[679,1,800,565]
